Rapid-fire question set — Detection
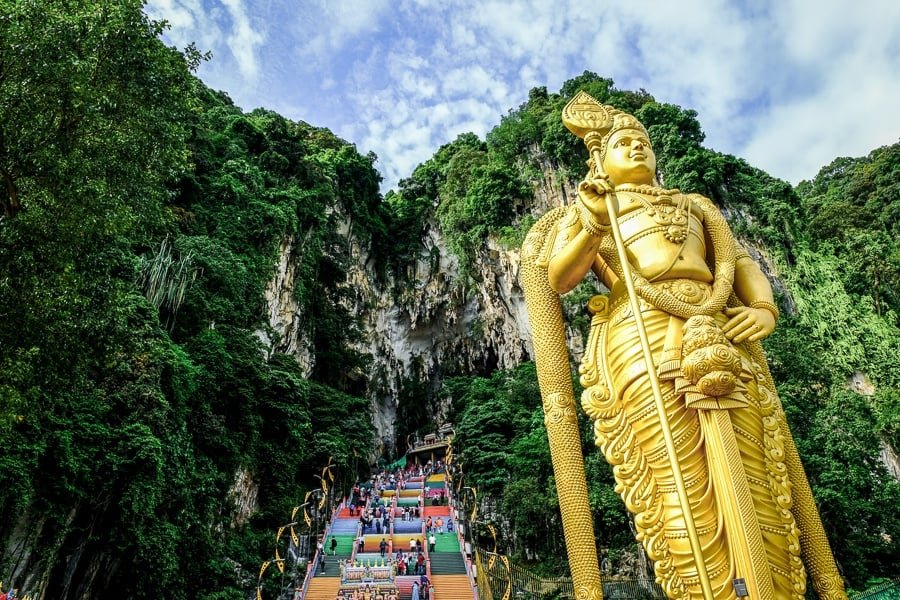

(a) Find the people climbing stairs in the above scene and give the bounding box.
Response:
[300,463,474,600]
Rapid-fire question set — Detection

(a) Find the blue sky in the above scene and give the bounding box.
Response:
[146,0,900,191]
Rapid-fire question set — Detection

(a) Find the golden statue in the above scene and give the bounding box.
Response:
[520,92,847,600]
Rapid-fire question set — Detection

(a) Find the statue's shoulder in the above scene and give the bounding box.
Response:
[680,192,721,219]
[682,191,711,206]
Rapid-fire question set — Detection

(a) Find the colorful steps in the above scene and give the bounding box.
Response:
[430,534,460,553]
[304,577,341,600]
[392,533,424,552]
[429,551,466,574]
[423,506,450,517]
[393,520,422,533]
[431,574,473,599]
[360,534,391,552]
[324,534,356,555]
[330,518,359,534]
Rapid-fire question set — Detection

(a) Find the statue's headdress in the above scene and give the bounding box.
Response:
[562,91,649,164]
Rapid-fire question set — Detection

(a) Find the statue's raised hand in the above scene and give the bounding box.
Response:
[577,175,616,225]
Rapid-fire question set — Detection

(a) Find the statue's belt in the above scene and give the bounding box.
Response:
[608,277,715,317]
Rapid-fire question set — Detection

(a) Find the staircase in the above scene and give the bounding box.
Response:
[304,577,341,600]
[428,551,467,575]
[302,471,476,600]
[431,574,474,599]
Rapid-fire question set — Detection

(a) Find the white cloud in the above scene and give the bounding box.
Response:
[292,0,391,66]
[221,0,265,79]
[146,0,900,190]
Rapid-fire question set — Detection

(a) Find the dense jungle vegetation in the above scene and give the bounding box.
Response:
[0,2,898,598]
[0,3,376,598]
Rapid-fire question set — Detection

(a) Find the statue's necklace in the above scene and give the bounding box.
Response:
[616,184,690,244]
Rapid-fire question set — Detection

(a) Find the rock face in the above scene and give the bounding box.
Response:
[256,158,584,448]
[255,234,315,376]
[227,467,259,529]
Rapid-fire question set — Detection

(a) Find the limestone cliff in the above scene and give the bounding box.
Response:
[256,154,587,450]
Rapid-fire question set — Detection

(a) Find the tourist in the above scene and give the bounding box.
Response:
[428,532,436,553]
[416,552,425,575]
[331,536,338,556]
[379,537,387,557]
[447,518,454,532]
[436,517,443,533]
[411,581,420,600]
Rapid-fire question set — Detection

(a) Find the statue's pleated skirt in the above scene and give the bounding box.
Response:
[599,304,805,600]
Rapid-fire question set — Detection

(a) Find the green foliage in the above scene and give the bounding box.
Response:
[0,3,376,598]
[377,131,531,283]
[797,144,900,321]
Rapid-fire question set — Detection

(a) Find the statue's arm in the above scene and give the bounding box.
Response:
[723,249,778,343]
[697,196,778,343]
[547,225,602,294]
[733,254,776,310]
[548,178,617,293]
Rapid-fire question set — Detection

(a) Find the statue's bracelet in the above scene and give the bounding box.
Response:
[578,202,611,237]
[750,300,780,321]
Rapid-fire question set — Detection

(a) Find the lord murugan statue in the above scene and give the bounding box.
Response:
[521,92,847,600]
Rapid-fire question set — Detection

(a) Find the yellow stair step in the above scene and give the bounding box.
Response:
[304,577,341,600]
[431,574,474,600]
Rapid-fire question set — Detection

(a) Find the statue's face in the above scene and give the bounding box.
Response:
[602,128,656,185]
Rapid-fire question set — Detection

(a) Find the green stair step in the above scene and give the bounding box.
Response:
[324,535,357,555]
[429,553,467,575]
[431,535,460,552]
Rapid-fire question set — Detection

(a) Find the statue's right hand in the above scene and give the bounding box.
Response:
[577,176,615,225]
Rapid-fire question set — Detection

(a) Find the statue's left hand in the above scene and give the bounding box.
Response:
[722,307,775,343]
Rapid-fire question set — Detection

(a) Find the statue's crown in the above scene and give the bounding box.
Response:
[562,91,648,156]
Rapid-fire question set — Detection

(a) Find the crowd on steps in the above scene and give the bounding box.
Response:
[298,459,473,600]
